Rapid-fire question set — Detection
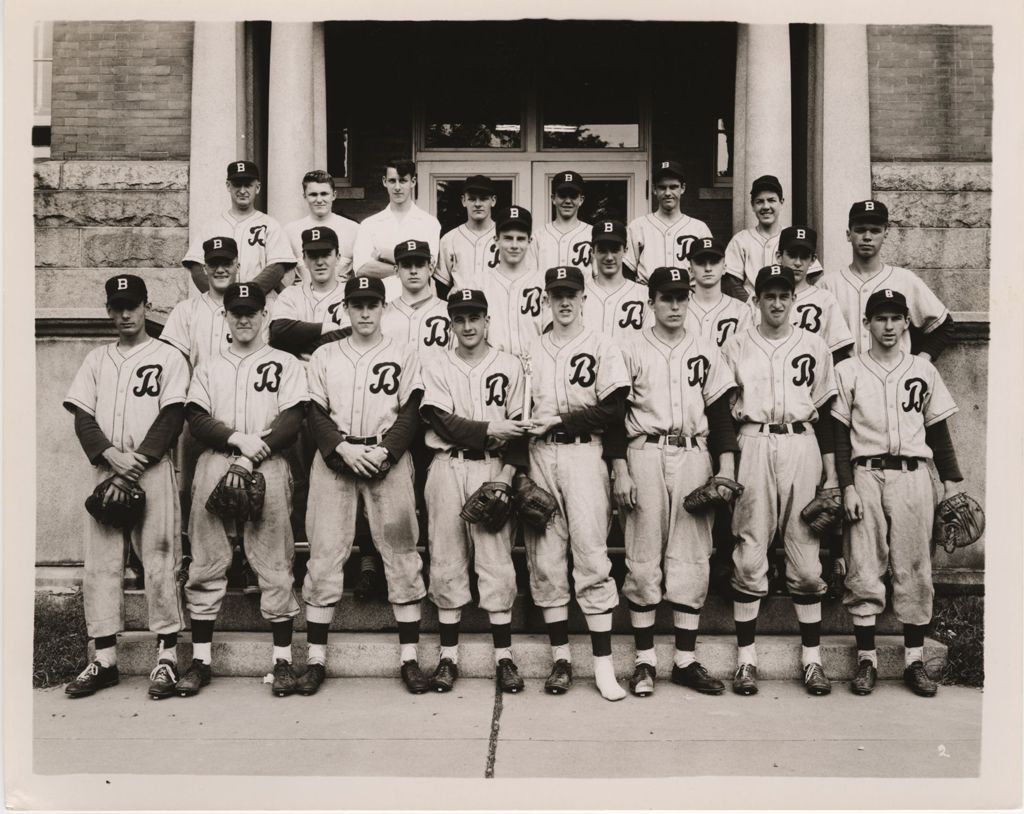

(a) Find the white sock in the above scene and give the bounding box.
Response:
[733,599,760,623]
[674,650,696,669]
[737,644,757,667]
[857,649,878,667]
[439,645,459,663]
[801,645,822,667]
[94,646,117,668]
[273,645,292,664]
[673,610,700,630]
[552,644,572,663]
[630,609,656,629]
[489,611,512,626]
[400,643,418,664]
[635,647,657,667]
[392,602,422,624]
[437,608,462,625]
[905,646,924,667]
[541,606,569,624]
[305,604,335,625]
[794,601,822,624]
[494,647,512,665]
[307,643,327,665]
[192,642,212,664]
[593,655,626,701]
[157,647,177,665]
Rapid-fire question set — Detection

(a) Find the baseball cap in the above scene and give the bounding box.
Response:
[848,199,889,225]
[779,226,817,254]
[653,160,686,183]
[344,275,386,302]
[687,237,725,262]
[463,175,495,195]
[552,170,585,195]
[495,205,532,234]
[226,160,260,182]
[544,266,585,292]
[394,239,432,263]
[864,288,909,318]
[203,236,238,263]
[754,264,796,295]
[105,274,148,307]
[302,226,339,252]
[647,267,692,298]
[750,174,784,199]
[447,288,488,314]
[223,282,266,312]
[591,219,627,246]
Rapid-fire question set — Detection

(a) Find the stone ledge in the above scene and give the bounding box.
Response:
[34,161,61,190]
[81,227,189,268]
[875,191,990,228]
[872,162,991,192]
[35,228,82,268]
[883,227,989,269]
[914,269,990,315]
[51,160,189,190]
[35,267,188,316]
[35,190,189,228]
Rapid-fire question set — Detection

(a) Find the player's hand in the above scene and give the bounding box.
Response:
[487,419,532,442]
[611,459,637,511]
[230,432,271,463]
[102,448,146,481]
[527,415,561,437]
[336,442,379,478]
[363,446,390,470]
[843,485,863,522]
[942,481,964,501]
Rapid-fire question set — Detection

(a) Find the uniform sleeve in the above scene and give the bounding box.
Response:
[830,360,854,427]
[264,218,296,266]
[701,344,737,406]
[906,270,950,334]
[426,216,442,263]
[623,221,641,277]
[434,232,454,286]
[308,401,344,458]
[73,407,113,463]
[277,355,310,412]
[419,356,455,414]
[306,349,330,410]
[185,403,234,450]
[158,348,190,407]
[595,337,631,400]
[381,390,423,461]
[923,365,959,427]
[810,337,839,409]
[284,221,304,269]
[261,403,304,452]
[182,228,205,267]
[723,232,746,280]
[397,346,424,407]
[186,361,213,413]
[270,288,301,322]
[159,302,192,359]
[352,221,375,271]
[506,362,525,420]
[63,350,100,415]
[823,295,855,353]
[135,404,185,461]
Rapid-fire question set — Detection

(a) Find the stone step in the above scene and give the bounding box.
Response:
[106,632,945,681]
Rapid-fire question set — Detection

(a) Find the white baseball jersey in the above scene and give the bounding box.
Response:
[64,338,190,453]
[161,293,234,367]
[183,209,295,284]
[817,265,949,355]
[533,221,593,273]
[381,295,453,352]
[420,347,525,452]
[352,203,441,302]
[721,326,838,424]
[832,352,958,461]
[270,280,349,334]
[187,345,308,434]
[724,226,824,293]
[527,329,630,425]
[582,277,651,341]
[751,285,854,353]
[684,294,754,347]
[624,213,712,283]
[435,224,498,289]
[284,213,359,284]
[480,267,551,358]
[621,328,736,438]
[307,336,420,438]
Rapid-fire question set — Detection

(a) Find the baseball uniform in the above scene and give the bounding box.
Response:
[285,213,359,284]
[751,284,855,353]
[435,224,499,290]
[160,293,234,368]
[582,277,651,341]
[480,266,550,358]
[684,294,754,348]
[271,278,350,339]
[381,296,453,352]
[534,221,593,273]
[352,203,441,301]
[724,227,824,296]
[625,213,712,284]
[184,210,294,287]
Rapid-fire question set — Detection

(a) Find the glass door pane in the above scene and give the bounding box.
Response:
[531,162,648,226]
[416,161,533,234]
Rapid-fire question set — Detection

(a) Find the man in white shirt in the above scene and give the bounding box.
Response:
[284,170,359,287]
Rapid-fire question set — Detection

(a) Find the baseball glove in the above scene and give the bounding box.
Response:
[85,474,146,530]
[682,476,744,514]
[512,473,558,530]
[800,486,844,535]
[460,481,514,532]
[205,463,266,523]
[934,492,985,554]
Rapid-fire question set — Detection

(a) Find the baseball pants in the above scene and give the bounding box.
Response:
[523,439,618,615]
[621,439,714,610]
[843,463,937,626]
[303,452,425,607]
[83,457,184,639]
[424,452,517,613]
[730,427,827,598]
[186,452,300,622]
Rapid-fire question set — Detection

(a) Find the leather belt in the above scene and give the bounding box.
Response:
[445,449,494,461]
[856,456,920,472]
[645,433,702,450]
[544,431,592,444]
[344,434,381,445]
[758,422,808,435]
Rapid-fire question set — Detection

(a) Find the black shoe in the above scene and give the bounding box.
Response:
[430,658,459,693]
[147,659,178,700]
[826,557,847,601]
[242,560,261,595]
[496,658,525,693]
[768,561,788,596]
[803,662,832,696]
[903,661,938,697]
[176,658,212,697]
[272,659,298,697]
[65,661,120,698]
[295,663,326,696]
[732,663,759,695]
[353,568,383,602]
[672,661,725,695]
[544,659,573,695]
[628,662,656,697]
[401,660,430,694]
[851,660,877,695]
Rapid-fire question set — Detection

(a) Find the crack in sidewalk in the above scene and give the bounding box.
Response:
[484,682,503,778]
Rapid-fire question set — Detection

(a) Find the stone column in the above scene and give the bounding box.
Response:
[312,22,328,170]
[267,22,316,226]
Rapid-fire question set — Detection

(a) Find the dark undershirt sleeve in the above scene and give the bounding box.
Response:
[380,391,424,462]
[721,275,750,303]
[185,403,235,451]
[435,279,452,300]
[501,436,529,469]
[813,408,835,457]
[309,327,353,353]
[705,393,740,458]
[73,407,114,465]
[307,401,346,459]
[421,405,490,450]
[832,345,853,365]
[559,388,627,435]
[135,403,185,461]
[621,265,638,283]
[834,420,855,490]
[925,420,964,482]
[602,416,628,462]
[918,314,956,361]
[269,319,325,356]
[261,403,306,453]
[252,262,293,295]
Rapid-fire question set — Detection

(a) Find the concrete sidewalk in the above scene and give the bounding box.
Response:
[34,677,981,778]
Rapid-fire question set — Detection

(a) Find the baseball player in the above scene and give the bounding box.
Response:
[434,175,499,295]
[382,240,453,352]
[176,282,308,698]
[625,160,711,284]
[721,265,839,697]
[816,200,955,359]
[833,288,963,698]
[352,158,441,302]
[582,219,650,340]
[684,237,753,348]
[533,171,592,273]
[284,169,359,287]
[419,288,532,693]
[183,161,296,294]
[523,266,631,701]
[62,274,189,700]
[303,275,428,695]
[612,266,740,697]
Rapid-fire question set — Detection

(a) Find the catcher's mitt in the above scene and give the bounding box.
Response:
[800,486,844,535]
[85,474,146,530]
[512,473,558,530]
[934,492,985,554]
[460,481,513,532]
[205,463,266,523]
[682,476,744,514]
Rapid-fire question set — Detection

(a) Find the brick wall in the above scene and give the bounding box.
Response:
[867,25,992,161]
[50,21,194,161]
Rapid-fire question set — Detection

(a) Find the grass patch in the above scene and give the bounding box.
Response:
[34,592,88,689]
[931,594,984,687]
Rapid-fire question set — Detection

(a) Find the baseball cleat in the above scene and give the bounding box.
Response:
[353,568,384,602]
[732,663,759,695]
[400,660,430,694]
[65,661,120,698]
[629,662,656,697]
[826,557,847,601]
[295,663,326,696]
[496,658,525,693]
[147,659,178,700]
[851,660,877,695]
[175,658,211,697]
[903,661,938,697]
[671,661,725,695]
[242,560,261,595]
[271,659,298,697]
[430,658,459,693]
[544,659,573,694]
[802,662,832,695]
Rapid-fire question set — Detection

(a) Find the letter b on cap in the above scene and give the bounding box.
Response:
[795,229,806,240]
[117,277,128,291]
[236,162,245,173]
[461,289,472,301]
[670,270,681,281]
[884,289,893,298]
[564,173,573,183]
[238,284,250,298]
[358,277,369,289]
[771,265,781,275]
[213,238,223,249]
[406,240,417,251]
[556,267,567,279]
[311,229,321,241]
[661,162,669,169]
[864,201,875,211]
[510,207,519,219]
[603,222,613,233]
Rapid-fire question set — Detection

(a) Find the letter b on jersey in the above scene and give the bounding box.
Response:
[485,373,509,407]
[368,362,401,395]
[791,354,816,387]
[568,353,597,387]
